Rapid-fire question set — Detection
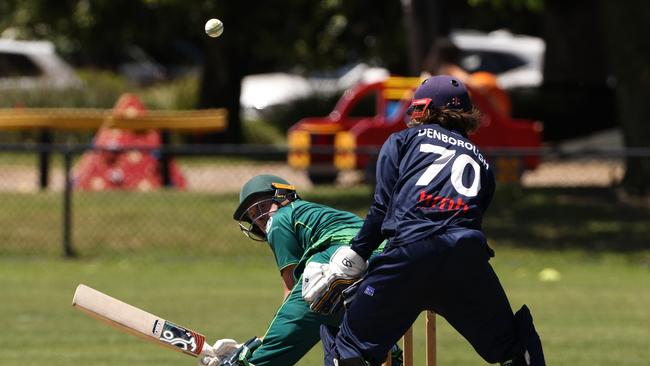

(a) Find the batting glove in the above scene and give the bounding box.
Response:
[198,339,239,366]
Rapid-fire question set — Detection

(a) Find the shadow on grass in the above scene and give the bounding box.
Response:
[306,184,649,253]
[301,186,374,215]
[484,185,650,252]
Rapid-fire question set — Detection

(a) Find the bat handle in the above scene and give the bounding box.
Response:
[199,342,215,357]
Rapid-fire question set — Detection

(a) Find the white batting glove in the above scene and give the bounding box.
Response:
[303,247,367,314]
[198,339,239,366]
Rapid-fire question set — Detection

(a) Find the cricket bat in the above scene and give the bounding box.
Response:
[72,284,213,357]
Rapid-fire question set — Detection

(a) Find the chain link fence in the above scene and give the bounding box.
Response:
[1,143,649,258]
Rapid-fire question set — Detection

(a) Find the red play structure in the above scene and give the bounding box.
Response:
[288,76,542,184]
[74,94,187,191]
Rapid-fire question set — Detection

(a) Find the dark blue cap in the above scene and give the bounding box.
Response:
[412,75,472,112]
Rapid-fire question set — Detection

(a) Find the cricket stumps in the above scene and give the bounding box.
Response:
[382,311,436,366]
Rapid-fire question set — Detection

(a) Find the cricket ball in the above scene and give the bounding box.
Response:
[204,18,224,38]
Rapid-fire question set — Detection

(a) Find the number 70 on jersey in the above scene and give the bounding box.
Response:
[415,144,482,197]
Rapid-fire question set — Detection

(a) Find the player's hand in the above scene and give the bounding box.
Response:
[303,246,367,314]
[198,339,239,366]
[221,337,262,366]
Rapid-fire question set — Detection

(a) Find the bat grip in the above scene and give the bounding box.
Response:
[199,342,215,357]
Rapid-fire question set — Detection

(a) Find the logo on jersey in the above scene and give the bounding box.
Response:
[363,286,375,296]
[417,191,470,213]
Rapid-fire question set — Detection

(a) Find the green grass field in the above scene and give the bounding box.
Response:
[1,185,649,365]
[2,249,649,366]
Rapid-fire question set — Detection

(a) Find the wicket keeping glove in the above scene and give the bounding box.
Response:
[303,246,367,314]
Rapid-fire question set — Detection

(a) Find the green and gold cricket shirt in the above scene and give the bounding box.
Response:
[250,200,389,366]
[266,199,363,279]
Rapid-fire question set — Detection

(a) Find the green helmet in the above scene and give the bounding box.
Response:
[233,174,298,241]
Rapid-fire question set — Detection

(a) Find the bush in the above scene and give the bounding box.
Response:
[0,70,200,110]
[137,74,200,110]
[0,70,127,109]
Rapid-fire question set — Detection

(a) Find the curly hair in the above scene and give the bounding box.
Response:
[407,107,481,135]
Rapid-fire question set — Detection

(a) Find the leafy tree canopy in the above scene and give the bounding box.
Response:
[0,0,407,73]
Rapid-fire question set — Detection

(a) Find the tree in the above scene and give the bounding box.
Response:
[420,0,649,197]
[2,0,408,142]
[539,0,649,196]
[198,0,407,142]
[401,0,441,75]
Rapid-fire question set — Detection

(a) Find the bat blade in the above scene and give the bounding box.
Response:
[72,284,210,357]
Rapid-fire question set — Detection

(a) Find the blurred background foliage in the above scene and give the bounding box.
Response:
[1,0,649,193]
[0,0,407,72]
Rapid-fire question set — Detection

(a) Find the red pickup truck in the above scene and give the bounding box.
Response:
[288,76,542,184]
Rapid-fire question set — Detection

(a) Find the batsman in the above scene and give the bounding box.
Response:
[305,76,547,366]
[198,174,402,366]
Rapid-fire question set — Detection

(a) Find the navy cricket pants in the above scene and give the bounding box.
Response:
[322,229,519,365]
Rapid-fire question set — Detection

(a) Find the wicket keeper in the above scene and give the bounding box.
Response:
[306,76,547,366]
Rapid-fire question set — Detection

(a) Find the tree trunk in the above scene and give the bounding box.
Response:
[542,0,610,85]
[403,0,440,75]
[601,0,650,196]
[539,0,617,140]
[198,4,251,144]
[198,38,244,143]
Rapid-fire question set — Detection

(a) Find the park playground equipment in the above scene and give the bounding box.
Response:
[288,76,542,184]
[0,94,227,190]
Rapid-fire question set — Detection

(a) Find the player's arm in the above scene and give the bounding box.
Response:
[280,264,296,299]
[304,135,402,314]
[200,337,262,366]
[266,211,302,299]
[349,133,401,259]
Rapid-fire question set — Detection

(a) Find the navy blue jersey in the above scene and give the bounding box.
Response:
[351,124,495,259]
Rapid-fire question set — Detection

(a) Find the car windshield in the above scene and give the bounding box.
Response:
[459,50,527,74]
[0,53,42,78]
